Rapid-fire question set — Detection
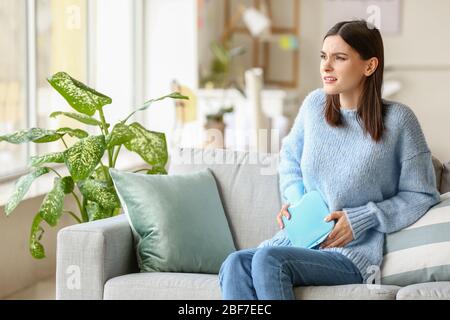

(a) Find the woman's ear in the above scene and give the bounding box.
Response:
[364,57,379,76]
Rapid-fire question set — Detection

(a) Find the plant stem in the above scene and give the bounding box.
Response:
[108,149,113,168]
[98,108,113,167]
[47,167,62,178]
[72,191,88,222]
[98,108,109,135]
[47,152,84,222]
[100,159,113,185]
[133,168,151,173]
[61,136,69,149]
[64,210,82,223]
[112,145,121,167]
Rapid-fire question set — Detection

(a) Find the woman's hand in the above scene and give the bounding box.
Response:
[276,204,291,229]
[320,211,354,249]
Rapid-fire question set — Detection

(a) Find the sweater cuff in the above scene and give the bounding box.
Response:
[342,203,379,240]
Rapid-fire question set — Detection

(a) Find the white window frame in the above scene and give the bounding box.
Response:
[1,0,145,182]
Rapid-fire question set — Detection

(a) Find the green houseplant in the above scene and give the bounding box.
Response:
[199,41,245,149]
[200,41,246,92]
[0,71,188,259]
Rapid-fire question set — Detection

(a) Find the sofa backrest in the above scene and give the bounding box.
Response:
[441,161,450,194]
[168,148,281,250]
[431,155,443,191]
[168,149,450,250]
[431,155,450,194]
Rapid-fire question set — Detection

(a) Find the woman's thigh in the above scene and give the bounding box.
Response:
[252,246,363,286]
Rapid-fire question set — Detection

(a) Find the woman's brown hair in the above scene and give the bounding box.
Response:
[324,20,386,142]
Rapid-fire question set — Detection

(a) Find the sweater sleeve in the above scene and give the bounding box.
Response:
[342,109,441,239]
[278,89,322,203]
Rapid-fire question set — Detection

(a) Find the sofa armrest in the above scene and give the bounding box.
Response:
[56,214,138,300]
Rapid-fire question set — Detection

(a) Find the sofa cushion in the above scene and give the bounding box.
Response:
[103,273,400,300]
[441,162,450,194]
[110,168,236,274]
[381,192,450,286]
[396,282,450,300]
[104,273,222,300]
[168,148,281,250]
[294,284,400,300]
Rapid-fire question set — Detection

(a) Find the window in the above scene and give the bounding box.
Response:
[0,0,88,178]
[0,0,27,177]
[36,0,88,154]
[0,0,142,180]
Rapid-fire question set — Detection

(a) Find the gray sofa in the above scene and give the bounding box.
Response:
[56,148,450,300]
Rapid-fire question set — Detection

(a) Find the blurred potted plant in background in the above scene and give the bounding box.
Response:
[203,105,234,149]
[206,106,234,123]
[0,71,188,259]
[200,41,246,92]
[199,41,246,148]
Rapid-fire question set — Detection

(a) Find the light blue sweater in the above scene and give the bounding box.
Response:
[260,88,440,283]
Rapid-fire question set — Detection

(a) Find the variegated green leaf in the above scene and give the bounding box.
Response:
[141,92,189,108]
[5,167,50,216]
[0,128,60,144]
[29,152,65,167]
[29,213,46,259]
[106,123,134,148]
[124,122,168,167]
[38,178,65,227]
[123,92,189,123]
[78,179,120,210]
[147,165,167,175]
[63,135,106,181]
[50,111,105,127]
[56,127,89,139]
[91,165,109,181]
[47,72,112,116]
[85,200,114,221]
[60,176,74,194]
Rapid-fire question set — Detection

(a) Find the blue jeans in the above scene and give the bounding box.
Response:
[218,247,363,300]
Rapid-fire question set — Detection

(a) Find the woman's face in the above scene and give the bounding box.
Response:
[320,35,371,96]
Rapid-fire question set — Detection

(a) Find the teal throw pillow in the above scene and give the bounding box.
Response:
[109,168,236,274]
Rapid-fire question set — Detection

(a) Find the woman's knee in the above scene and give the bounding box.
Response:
[219,250,253,278]
[251,247,284,271]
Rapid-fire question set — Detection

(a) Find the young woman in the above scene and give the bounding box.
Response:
[218,20,440,300]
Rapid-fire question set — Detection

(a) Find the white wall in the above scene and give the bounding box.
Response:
[92,0,134,125]
[144,0,198,149]
[298,0,450,161]
[382,0,450,162]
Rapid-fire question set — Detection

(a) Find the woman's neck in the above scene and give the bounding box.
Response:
[339,86,363,110]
